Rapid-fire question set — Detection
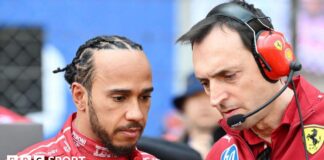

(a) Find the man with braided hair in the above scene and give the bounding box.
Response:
[18,35,158,160]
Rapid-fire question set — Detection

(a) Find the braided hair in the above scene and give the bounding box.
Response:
[53,35,143,93]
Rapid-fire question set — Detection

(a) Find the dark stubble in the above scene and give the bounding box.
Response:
[88,95,144,157]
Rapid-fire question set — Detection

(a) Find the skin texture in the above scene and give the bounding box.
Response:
[72,49,153,156]
[192,26,293,141]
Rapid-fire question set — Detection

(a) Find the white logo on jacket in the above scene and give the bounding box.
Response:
[221,144,239,160]
[223,135,232,143]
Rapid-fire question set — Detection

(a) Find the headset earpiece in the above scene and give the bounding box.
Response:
[256,30,295,81]
[210,2,298,82]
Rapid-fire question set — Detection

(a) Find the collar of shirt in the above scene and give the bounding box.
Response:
[65,113,142,160]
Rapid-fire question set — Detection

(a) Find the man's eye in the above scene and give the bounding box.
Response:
[112,96,126,102]
[201,81,208,88]
[200,81,210,93]
[224,73,237,81]
[140,95,151,101]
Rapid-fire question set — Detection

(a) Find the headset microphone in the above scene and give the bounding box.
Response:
[227,114,246,128]
[227,62,301,128]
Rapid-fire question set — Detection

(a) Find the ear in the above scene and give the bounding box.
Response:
[71,82,88,112]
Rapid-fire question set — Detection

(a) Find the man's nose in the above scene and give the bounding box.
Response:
[209,82,229,107]
[125,100,144,121]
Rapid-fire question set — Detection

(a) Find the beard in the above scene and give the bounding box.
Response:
[88,96,143,157]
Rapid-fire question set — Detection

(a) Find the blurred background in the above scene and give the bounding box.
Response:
[0,0,323,141]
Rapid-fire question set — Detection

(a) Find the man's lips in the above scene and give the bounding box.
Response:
[118,127,142,138]
[222,108,239,118]
[115,122,144,139]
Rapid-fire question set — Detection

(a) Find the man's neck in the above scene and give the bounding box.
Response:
[251,86,294,143]
[74,112,101,142]
[71,122,127,159]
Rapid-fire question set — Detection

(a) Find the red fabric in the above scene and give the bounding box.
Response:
[18,113,157,160]
[206,76,324,160]
[0,106,30,123]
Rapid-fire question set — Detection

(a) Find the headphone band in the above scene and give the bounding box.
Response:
[207,3,272,31]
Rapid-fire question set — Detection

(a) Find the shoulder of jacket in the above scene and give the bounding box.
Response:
[137,151,158,160]
[17,135,67,157]
[212,134,239,152]
[207,134,240,160]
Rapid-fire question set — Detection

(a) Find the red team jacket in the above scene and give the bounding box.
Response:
[206,76,324,160]
[18,113,157,160]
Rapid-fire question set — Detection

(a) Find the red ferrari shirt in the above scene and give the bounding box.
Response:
[18,113,158,160]
[206,76,324,160]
